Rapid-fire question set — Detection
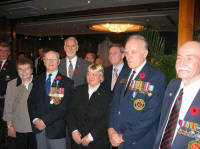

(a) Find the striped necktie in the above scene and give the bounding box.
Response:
[45,74,52,96]
[124,70,136,96]
[160,88,183,149]
[111,68,118,91]
[68,60,73,79]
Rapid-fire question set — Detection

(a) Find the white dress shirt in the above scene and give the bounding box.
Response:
[0,59,7,70]
[66,56,77,78]
[159,78,200,147]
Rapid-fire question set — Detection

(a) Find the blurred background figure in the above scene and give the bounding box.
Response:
[103,43,127,92]
[17,52,26,60]
[84,52,96,64]
[3,58,36,149]
[68,64,112,149]
[35,47,46,75]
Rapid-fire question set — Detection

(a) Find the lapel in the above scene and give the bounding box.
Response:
[161,79,181,132]
[0,59,8,73]
[184,89,200,122]
[73,57,81,80]
[51,72,64,87]
[89,84,102,102]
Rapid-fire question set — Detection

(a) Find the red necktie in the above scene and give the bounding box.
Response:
[160,88,183,149]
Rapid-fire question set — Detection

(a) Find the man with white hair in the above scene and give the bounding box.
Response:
[108,35,166,149]
[154,41,200,149]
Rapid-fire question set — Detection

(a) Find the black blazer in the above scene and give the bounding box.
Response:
[28,72,73,139]
[68,84,112,149]
[0,60,17,96]
[103,63,127,92]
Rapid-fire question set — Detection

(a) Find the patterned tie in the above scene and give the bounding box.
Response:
[45,74,52,96]
[68,60,73,79]
[160,88,184,149]
[124,70,136,95]
[111,68,118,91]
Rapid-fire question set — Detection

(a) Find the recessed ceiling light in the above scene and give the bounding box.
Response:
[43,8,48,11]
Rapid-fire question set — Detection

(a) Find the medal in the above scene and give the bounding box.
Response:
[133,99,145,111]
[187,140,200,149]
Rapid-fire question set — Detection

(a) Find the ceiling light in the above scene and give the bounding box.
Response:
[87,0,91,4]
[48,37,51,40]
[61,35,64,40]
[89,23,145,33]
[39,37,42,40]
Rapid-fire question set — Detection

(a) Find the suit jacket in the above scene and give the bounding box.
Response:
[68,84,112,149]
[154,79,200,149]
[58,57,90,87]
[109,62,166,149]
[0,60,17,96]
[103,63,128,92]
[28,72,73,139]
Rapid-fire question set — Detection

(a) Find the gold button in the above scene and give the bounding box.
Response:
[118,111,120,115]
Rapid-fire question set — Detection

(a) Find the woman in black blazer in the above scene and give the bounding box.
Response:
[68,64,112,149]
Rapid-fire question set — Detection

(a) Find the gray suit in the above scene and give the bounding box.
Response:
[59,57,90,87]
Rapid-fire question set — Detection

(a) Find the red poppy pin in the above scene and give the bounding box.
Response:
[190,106,199,116]
[56,76,62,80]
[139,73,145,79]
[74,69,79,74]
[4,62,8,66]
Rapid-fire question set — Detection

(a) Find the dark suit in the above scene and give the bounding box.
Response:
[109,63,166,149]
[0,60,17,97]
[103,63,127,92]
[68,84,112,149]
[154,79,200,149]
[59,57,90,87]
[28,72,73,139]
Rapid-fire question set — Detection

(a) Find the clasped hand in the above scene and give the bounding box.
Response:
[34,119,46,131]
[72,131,91,146]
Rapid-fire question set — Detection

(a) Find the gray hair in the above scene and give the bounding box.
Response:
[64,36,78,45]
[126,35,148,51]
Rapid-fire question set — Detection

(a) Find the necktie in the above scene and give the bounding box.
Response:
[68,60,73,79]
[124,70,136,95]
[160,88,184,149]
[111,68,118,91]
[45,74,52,96]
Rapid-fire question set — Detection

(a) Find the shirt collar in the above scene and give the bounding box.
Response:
[67,56,77,63]
[88,83,101,92]
[16,75,33,87]
[46,70,58,79]
[113,63,124,74]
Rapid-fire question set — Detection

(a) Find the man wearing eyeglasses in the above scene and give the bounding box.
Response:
[59,37,90,87]
[28,49,73,149]
[0,41,17,149]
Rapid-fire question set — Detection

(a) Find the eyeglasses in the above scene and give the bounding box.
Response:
[43,57,58,61]
[65,45,77,48]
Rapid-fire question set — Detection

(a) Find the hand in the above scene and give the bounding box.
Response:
[34,119,46,130]
[108,128,123,147]
[8,127,16,138]
[72,131,82,144]
[81,135,90,146]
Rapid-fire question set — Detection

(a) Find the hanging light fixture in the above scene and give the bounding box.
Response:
[89,23,145,33]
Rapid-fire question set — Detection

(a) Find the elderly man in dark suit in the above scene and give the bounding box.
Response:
[154,41,200,149]
[0,41,17,149]
[104,43,127,92]
[59,37,90,87]
[28,49,73,149]
[108,35,166,149]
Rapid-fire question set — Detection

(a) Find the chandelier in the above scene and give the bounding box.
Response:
[89,23,145,33]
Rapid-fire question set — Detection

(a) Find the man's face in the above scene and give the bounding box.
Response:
[176,42,200,82]
[17,64,32,81]
[125,39,148,69]
[43,51,60,73]
[0,46,10,61]
[85,53,95,63]
[109,47,124,66]
[64,39,78,59]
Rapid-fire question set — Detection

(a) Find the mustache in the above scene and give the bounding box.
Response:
[176,67,190,71]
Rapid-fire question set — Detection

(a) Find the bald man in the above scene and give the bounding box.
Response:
[154,41,200,149]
